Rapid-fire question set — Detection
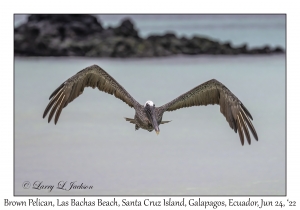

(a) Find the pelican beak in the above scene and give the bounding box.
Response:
[145,105,160,135]
[152,116,160,135]
[150,109,160,136]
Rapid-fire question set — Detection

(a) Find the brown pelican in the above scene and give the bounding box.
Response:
[43,64,258,145]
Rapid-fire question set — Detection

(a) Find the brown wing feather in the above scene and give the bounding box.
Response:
[158,79,258,145]
[43,65,138,124]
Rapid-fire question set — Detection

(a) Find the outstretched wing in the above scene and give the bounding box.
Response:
[43,64,139,124]
[157,79,258,145]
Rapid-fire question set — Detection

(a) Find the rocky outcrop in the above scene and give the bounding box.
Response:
[14,14,284,57]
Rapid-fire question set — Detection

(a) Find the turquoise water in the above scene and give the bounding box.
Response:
[15,55,285,195]
[14,14,285,49]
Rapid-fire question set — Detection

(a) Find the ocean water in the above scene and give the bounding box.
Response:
[14,14,285,49]
[15,54,285,195]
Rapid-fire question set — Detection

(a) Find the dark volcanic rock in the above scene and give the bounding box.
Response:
[14,14,104,56]
[14,14,285,58]
[113,19,139,38]
[273,46,284,53]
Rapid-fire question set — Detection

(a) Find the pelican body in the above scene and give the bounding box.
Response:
[125,100,170,135]
[43,64,258,145]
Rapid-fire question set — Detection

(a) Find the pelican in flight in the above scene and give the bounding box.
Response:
[43,64,258,145]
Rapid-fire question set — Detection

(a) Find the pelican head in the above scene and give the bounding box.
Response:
[144,100,154,107]
[144,100,160,135]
